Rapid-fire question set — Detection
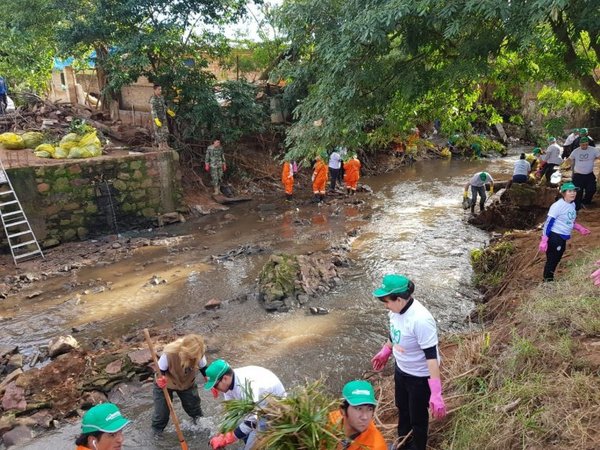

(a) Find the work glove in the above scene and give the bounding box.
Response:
[211,387,220,399]
[371,344,392,372]
[490,185,494,195]
[210,431,237,449]
[167,109,176,118]
[463,191,469,199]
[573,223,590,235]
[156,375,168,389]
[222,164,227,172]
[538,235,548,253]
[428,378,446,419]
[591,266,600,285]
[154,118,162,127]
[205,163,210,172]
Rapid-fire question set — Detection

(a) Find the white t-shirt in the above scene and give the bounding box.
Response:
[470,172,493,187]
[569,147,600,174]
[542,143,563,164]
[513,159,531,176]
[328,152,342,169]
[389,299,440,377]
[564,133,577,146]
[544,199,576,236]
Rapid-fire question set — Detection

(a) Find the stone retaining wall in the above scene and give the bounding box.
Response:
[2,150,183,249]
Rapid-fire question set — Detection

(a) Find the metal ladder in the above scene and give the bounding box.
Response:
[0,158,44,265]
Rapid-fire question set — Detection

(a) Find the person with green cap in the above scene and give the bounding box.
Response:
[568,136,600,210]
[328,380,387,450]
[464,171,494,214]
[539,182,591,281]
[571,127,595,151]
[539,137,563,184]
[75,403,130,450]
[562,128,579,159]
[371,274,445,450]
[205,359,286,449]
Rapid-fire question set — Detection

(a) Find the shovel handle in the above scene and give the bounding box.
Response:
[144,329,189,450]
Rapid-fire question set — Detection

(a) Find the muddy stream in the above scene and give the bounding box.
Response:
[3,154,522,449]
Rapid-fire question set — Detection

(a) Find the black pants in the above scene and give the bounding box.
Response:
[395,366,430,450]
[152,383,202,432]
[572,172,597,210]
[540,163,556,184]
[543,233,567,281]
[329,168,340,190]
[0,94,6,113]
[562,144,573,159]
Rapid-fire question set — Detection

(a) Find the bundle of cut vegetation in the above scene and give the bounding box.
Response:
[428,249,600,450]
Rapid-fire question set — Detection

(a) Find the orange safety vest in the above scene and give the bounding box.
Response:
[328,410,387,450]
[282,162,294,194]
[343,159,361,189]
[313,160,328,193]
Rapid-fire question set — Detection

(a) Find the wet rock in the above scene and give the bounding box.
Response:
[309,307,329,315]
[127,349,152,366]
[0,344,18,359]
[247,292,261,302]
[0,283,9,298]
[79,391,108,409]
[204,298,221,310]
[20,273,37,283]
[0,415,16,434]
[297,294,310,305]
[6,354,23,372]
[83,286,106,295]
[277,305,290,313]
[2,425,33,447]
[2,382,27,411]
[148,275,167,286]
[263,300,284,311]
[29,410,53,428]
[112,242,122,249]
[223,213,237,221]
[0,369,23,390]
[48,335,79,358]
[283,297,295,309]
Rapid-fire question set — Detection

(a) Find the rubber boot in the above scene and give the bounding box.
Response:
[285,194,292,202]
[312,194,320,203]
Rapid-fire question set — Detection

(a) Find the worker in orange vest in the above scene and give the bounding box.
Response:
[281,158,295,201]
[343,153,361,195]
[312,153,328,203]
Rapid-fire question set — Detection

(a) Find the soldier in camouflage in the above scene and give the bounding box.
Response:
[205,139,226,195]
[149,84,175,149]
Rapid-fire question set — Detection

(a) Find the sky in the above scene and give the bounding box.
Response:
[223,0,283,42]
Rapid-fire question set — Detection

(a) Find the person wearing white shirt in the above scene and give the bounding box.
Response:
[463,171,494,214]
[328,148,343,191]
[540,137,563,184]
[512,153,531,184]
[569,136,600,210]
[206,359,286,450]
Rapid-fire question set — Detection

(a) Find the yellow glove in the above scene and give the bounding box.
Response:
[463,191,468,199]
[167,109,176,118]
[490,186,494,195]
[154,118,162,127]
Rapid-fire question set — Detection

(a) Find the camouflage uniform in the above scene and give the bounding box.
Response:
[205,144,226,192]
[149,94,169,146]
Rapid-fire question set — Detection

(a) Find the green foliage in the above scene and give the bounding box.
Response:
[218,381,259,433]
[69,119,95,136]
[471,241,515,290]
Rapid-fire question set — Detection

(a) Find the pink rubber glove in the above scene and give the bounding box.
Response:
[573,223,590,235]
[211,387,219,399]
[156,375,167,389]
[428,378,446,419]
[538,235,548,253]
[205,163,210,172]
[210,431,237,449]
[371,344,392,371]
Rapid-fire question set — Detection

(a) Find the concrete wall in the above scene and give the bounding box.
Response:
[2,151,184,249]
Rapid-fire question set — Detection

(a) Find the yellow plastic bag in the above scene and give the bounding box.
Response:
[34,151,51,158]
[0,132,26,150]
[35,143,55,156]
[59,133,81,151]
[68,146,94,158]
[79,131,101,147]
[53,147,69,159]
[22,132,44,149]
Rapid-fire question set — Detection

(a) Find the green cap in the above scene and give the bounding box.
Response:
[204,359,230,390]
[81,403,130,434]
[342,380,377,406]
[580,136,589,144]
[479,172,488,181]
[580,127,588,135]
[373,274,410,297]
[560,182,579,192]
[547,136,556,142]
[532,147,541,155]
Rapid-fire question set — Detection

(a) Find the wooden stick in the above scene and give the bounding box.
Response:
[143,329,189,450]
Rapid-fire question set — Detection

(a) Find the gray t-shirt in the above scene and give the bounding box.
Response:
[513,159,531,176]
[470,172,493,187]
[569,147,600,174]
[542,143,563,164]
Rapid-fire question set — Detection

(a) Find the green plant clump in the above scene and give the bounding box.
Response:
[471,241,515,290]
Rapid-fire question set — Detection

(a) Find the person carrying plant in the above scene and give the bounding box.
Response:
[152,334,208,436]
[75,403,130,450]
[463,171,494,214]
[205,139,227,195]
[312,152,329,203]
[371,274,446,450]
[343,153,361,195]
[205,359,286,450]
[568,137,600,210]
[328,380,387,450]
[149,84,175,149]
[539,182,591,281]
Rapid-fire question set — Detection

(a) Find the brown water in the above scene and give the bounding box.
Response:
[7,155,520,450]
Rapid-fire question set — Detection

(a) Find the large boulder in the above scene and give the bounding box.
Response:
[1,382,26,411]
[2,425,33,447]
[48,335,79,358]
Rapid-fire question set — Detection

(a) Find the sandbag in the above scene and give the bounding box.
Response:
[0,132,26,150]
[22,132,44,149]
[53,147,69,159]
[59,133,81,151]
[68,146,93,158]
[35,143,55,155]
[34,151,51,158]
[79,131,101,147]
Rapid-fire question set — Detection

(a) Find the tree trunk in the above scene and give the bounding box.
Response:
[94,45,113,112]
